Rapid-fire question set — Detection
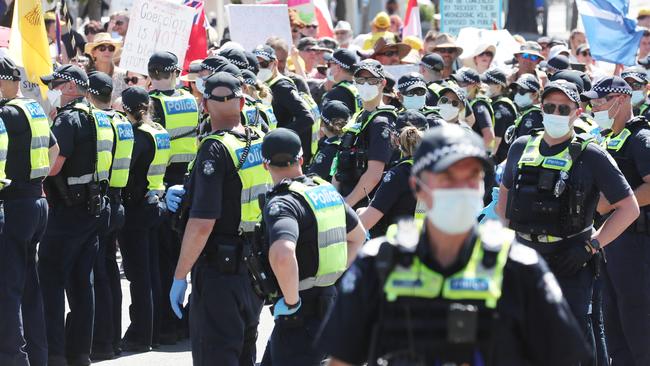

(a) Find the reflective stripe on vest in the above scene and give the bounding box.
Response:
[150,90,199,164]
[383,234,511,309]
[337,81,363,114]
[288,176,347,290]
[0,118,7,188]
[427,82,443,97]
[343,107,398,136]
[603,128,633,152]
[518,134,588,171]
[68,104,113,184]
[108,113,134,188]
[201,128,271,233]
[138,123,171,192]
[639,103,648,117]
[6,99,50,179]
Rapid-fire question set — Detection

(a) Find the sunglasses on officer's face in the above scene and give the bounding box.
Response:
[354,77,382,85]
[403,88,426,97]
[628,81,646,90]
[205,94,242,102]
[259,60,271,68]
[542,103,574,116]
[439,96,461,107]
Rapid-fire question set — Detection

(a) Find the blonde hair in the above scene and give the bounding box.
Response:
[399,126,423,157]
[323,117,348,137]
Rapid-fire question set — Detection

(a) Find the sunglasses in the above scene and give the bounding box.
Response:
[48,80,68,90]
[124,76,144,84]
[542,103,574,116]
[378,50,398,58]
[520,53,540,62]
[95,44,116,52]
[516,89,531,95]
[205,94,242,102]
[591,95,618,108]
[403,89,426,97]
[292,28,300,33]
[628,81,645,90]
[259,60,271,68]
[305,24,318,29]
[354,77,382,85]
[436,48,456,54]
[439,96,461,107]
[478,51,494,58]
[114,20,125,26]
[84,30,99,36]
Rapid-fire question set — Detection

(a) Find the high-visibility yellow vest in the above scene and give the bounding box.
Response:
[6,99,50,180]
[200,127,271,233]
[287,176,348,290]
[68,103,113,185]
[137,122,171,194]
[336,80,363,114]
[243,97,278,130]
[108,112,134,188]
[150,89,199,164]
[427,82,444,98]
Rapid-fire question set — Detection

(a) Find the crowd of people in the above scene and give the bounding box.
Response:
[2,2,650,366]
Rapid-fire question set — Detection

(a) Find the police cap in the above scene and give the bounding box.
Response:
[121,86,150,113]
[87,71,113,97]
[420,53,444,72]
[0,56,21,81]
[218,48,249,70]
[321,100,351,126]
[203,71,243,99]
[41,64,89,87]
[148,51,181,72]
[262,128,303,167]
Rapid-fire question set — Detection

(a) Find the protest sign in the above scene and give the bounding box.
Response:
[440,0,502,37]
[227,4,293,51]
[119,0,195,74]
[256,0,316,24]
[456,28,519,68]
[384,64,419,80]
[109,0,134,14]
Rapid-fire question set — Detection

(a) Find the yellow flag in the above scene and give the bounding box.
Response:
[9,0,53,98]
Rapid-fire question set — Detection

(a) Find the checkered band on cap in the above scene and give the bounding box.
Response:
[162,64,180,72]
[52,72,88,87]
[87,87,101,95]
[321,114,332,125]
[123,103,133,113]
[332,55,351,70]
[593,85,632,96]
[398,79,426,90]
[621,71,647,82]
[458,70,479,84]
[420,61,439,71]
[243,77,256,86]
[412,142,485,175]
[517,78,539,92]
[226,57,248,68]
[201,63,219,73]
[484,72,506,86]
[0,74,16,81]
[254,50,275,60]
[552,83,580,102]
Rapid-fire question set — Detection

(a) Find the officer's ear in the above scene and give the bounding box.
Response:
[409,175,420,193]
[263,161,269,171]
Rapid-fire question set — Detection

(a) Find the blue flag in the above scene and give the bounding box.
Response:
[577,0,645,66]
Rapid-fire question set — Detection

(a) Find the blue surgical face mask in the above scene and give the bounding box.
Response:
[402,95,426,110]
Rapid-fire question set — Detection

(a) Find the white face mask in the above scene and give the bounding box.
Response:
[485,86,499,98]
[195,77,205,94]
[593,109,614,129]
[257,68,273,83]
[631,90,646,106]
[355,83,380,102]
[439,103,460,121]
[47,89,62,108]
[542,113,572,138]
[326,68,335,82]
[427,187,484,234]
[402,95,426,110]
[514,92,533,108]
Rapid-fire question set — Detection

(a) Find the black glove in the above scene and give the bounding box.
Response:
[552,244,594,277]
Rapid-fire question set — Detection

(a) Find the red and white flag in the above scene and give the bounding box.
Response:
[182,0,208,76]
[402,0,421,39]
[313,0,334,38]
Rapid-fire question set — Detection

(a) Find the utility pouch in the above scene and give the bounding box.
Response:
[87,182,102,217]
[215,245,239,274]
[447,303,479,344]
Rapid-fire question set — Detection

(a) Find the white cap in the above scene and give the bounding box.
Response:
[549,44,570,59]
[334,21,352,32]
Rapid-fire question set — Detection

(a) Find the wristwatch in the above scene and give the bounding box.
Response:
[286,298,301,310]
[588,238,601,252]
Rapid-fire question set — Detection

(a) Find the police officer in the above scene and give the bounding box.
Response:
[169,72,270,365]
[318,124,591,366]
[549,70,600,138]
[437,85,472,129]
[333,59,396,208]
[508,74,543,140]
[39,64,113,366]
[258,128,365,365]
[358,111,428,237]
[419,52,446,106]
[242,69,277,131]
[86,71,134,360]
[254,45,318,164]
[308,101,350,182]
[497,81,640,365]
[583,76,650,365]
[395,72,445,129]
[482,68,517,164]
[0,56,57,366]
[321,48,362,114]
[147,51,200,343]
[621,66,649,118]
[451,67,495,149]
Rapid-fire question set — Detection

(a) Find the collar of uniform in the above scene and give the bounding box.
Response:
[151,89,177,97]
[415,224,479,277]
[537,134,574,156]
[59,96,87,111]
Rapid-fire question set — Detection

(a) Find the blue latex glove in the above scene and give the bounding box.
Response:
[273,297,302,319]
[165,185,185,213]
[170,278,188,319]
[479,187,500,223]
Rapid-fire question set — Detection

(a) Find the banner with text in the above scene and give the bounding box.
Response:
[119,0,195,74]
[440,0,502,37]
[227,4,293,51]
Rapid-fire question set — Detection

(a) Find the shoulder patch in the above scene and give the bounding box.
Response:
[340,265,360,293]
[494,110,502,119]
[360,237,386,258]
[381,127,390,139]
[268,203,281,217]
[508,242,540,265]
[202,160,215,176]
[524,119,532,128]
[383,171,393,182]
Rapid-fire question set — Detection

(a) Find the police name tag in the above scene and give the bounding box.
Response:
[94,111,112,128]
[25,102,47,119]
[117,124,134,141]
[305,185,342,210]
[543,158,567,168]
[449,278,490,292]
[236,143,264,169]
[155,134,171,150]
[164,98,198,115]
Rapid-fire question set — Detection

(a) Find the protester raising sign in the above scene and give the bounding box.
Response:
[440,0,502,37]
[119,0,195,74]
[227,4,293,51]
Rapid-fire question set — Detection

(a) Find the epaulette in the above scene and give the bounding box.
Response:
[507,241,540,265]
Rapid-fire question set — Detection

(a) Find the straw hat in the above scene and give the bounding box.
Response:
[84,33,121,55]
[431,33,463,54]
